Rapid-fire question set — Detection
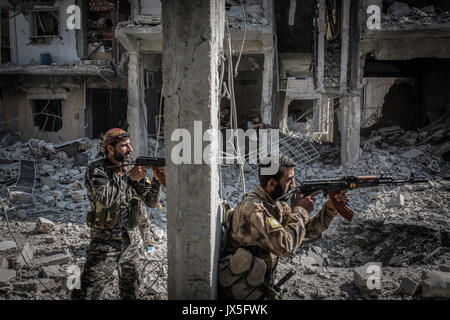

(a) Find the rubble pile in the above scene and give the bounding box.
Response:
[226,0,270,29]
[222,123,449,300]
[324,43,341,89]
[382,2,450,28]
[1,125,449,299]
[0,134,168,300]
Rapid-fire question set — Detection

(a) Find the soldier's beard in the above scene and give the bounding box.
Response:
[113,150,130,163]
[270,182,285,201]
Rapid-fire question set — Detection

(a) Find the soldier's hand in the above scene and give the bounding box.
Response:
[326,190,349,211]
[128,165,147,181]
[292,190,322,213]
[153,166,166,187]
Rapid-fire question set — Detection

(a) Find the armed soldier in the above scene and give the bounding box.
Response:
[72,128,166,300]
[219,155,348,300]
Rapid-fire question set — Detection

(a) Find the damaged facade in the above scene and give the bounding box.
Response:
[0,0,449,301]
[2,0,448,164]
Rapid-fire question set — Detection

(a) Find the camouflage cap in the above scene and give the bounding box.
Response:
[100,128,130,151]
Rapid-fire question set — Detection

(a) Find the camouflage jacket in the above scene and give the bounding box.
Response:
[85,158,161,230]
[227,185,336,271]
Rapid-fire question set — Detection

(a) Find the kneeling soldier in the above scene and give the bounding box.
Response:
[219,155,347,299]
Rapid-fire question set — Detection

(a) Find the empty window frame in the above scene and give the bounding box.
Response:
[32,99,63,132]
[31,9,59,37]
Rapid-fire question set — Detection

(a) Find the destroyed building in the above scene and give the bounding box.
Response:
[0,0,449,301]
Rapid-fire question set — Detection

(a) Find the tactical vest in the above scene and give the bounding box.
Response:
[219,197,277,300]
[86,196,141,230]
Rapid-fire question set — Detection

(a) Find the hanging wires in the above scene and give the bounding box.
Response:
[225,14,246,195]
[233,0,247,78]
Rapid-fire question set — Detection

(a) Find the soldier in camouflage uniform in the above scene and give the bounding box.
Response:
[219,155,348,299]
[72,128,166,300]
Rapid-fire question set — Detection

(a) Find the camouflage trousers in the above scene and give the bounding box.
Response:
[138,206,153,247]
[72,227,143,300]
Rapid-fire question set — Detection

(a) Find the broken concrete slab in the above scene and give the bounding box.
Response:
[15,208,27,219]
[401,149,423,159]
[361,136,383,146]
[401,277,420,296]
[71,189,87,203]
[0,256,9,269]
[0,240,17,255]
[50,190,64,200]
[40,174,57,188]
[33,253,71,268]
[307,250,324,266]
[353,262,382,297]
[369,192,382,200]
[9,190,33,202]
[35,217,55,233]
[56,201,68,210]
[41,265,66,280]
[422,270,450,299]
[15,242,33,268]
[0,268,16,284]
[12,278,57,292]
[387,194,405,208]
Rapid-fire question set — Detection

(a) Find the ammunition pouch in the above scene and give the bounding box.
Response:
[126,197,141,228]
[86,201,120,229]
[218,248,271,300]
[86,198,141,229]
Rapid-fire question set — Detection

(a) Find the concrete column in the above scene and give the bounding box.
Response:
[339,0,360,165]
[127,52,147,155]
[261,49,274,125]
[162,0,224,299]
[279,94,289,133]
[339,95,361,165]
[317,0,326,92]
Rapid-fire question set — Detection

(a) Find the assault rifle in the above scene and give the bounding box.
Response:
[276,173,428,222]
[106,156,165,169]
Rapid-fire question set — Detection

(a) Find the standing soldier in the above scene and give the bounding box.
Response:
[72,128,166,300]
[219,155,347,299]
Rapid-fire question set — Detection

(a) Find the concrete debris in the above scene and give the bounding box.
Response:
[15,208,27,219]
[0,241,17,255]
[421,270,450,299]
[9,191,33,202]
[400,277,420,296]
[387,194,405,208]
[33,254,71,268]
[226,1,269,28]
[353,262,382,297]
[0,129,448,300]
[35,217,55,234]
[12,278,57,292]
[387,2,411,17]
[402,149,423,159]
[15,242,33,268]
[41,265,65,280]
[0,269,16,284]
[383,2,450,27]
[369,192,381,200]
[0,257,9,269]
